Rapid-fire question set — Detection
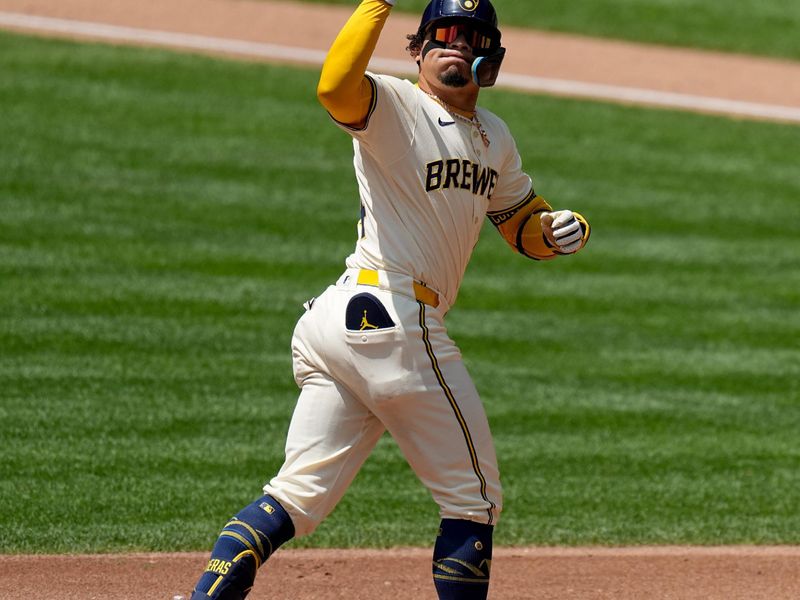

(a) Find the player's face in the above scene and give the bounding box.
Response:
[419,28,478,90]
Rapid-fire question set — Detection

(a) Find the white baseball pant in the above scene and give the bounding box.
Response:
[264,268,502,537]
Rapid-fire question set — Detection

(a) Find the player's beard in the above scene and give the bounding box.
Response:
[439,65,469,88]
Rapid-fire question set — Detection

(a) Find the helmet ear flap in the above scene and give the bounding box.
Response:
[471,47,505,87]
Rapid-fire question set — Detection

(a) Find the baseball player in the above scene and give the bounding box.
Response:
[189,0,590,598]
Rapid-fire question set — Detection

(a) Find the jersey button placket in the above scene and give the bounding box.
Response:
[470,129,484,155]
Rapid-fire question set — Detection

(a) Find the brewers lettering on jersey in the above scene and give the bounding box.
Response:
[425,159,499,198]
[187,1,591,599]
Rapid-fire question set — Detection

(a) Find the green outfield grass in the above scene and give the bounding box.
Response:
[1,32,798,553]
[300,0,800,61]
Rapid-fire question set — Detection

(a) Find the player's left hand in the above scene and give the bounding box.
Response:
[540,210,589,254]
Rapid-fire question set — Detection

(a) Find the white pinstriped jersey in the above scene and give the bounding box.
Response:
[336,73,533,308]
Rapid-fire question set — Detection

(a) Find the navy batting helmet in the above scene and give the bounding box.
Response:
[419,0,501,42]
[417,0,505,87]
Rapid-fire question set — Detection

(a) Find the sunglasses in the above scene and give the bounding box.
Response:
[429,22,499,56]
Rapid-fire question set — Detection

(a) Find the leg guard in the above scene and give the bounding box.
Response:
[191,495,295,600]
[432,518,493,600]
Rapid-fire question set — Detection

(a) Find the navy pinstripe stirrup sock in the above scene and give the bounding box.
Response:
[190,495,295,600]
[432,518,494,600]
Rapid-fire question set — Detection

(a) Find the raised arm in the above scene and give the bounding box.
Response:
[317,0,394,128]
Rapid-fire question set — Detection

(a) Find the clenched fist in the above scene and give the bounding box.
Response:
[540,210,590,254]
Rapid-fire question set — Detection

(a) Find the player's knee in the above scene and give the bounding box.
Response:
[190,495,295,600]
[432,518,494,600]
[234,495,296,553]
[262,484,330,538]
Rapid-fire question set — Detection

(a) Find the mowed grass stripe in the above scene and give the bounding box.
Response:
[0,32,798,552]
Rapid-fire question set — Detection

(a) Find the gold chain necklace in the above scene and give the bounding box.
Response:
[423,89,490,147]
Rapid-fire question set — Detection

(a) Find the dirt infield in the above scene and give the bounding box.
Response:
[0,546,800,600]
[1,1,799,598]
[4,547,800,599]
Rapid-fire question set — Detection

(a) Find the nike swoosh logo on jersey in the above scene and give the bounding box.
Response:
[438,117,456,127]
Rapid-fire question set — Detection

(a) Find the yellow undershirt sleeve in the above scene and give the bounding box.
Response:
[317,0,392,128]
[490,193,591,260]
[489,192,557,260]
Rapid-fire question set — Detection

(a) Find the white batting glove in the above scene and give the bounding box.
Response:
[383,0,395,5]
[540,210,585,254]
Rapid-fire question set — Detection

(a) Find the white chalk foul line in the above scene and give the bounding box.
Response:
[0,12,332,64]
[2,11,799,124]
